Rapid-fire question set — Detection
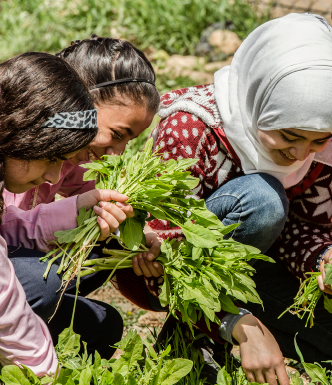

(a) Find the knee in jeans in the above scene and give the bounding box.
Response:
[255,175,289,233]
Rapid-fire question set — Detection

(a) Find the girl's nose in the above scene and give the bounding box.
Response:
[43,161,63,184]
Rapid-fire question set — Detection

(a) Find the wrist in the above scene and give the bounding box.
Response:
[315,246,332,271]
[232,314,261,344]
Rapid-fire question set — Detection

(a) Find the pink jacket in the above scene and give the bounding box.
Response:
[4,161,94,211]
[0,161,92,375]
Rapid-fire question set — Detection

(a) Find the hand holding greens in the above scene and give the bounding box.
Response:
[43,138,271,330]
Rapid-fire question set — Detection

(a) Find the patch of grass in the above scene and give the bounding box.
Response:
[221,0,272,40]
[0,0,271,61]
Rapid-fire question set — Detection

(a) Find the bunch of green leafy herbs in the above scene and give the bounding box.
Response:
[42,137,200,282]
[0,327,193,385]
[43,137,270,330]
[98,235,268,333]
[280,265,332,327]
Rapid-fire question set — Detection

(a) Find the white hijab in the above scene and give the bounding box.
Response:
[214,13,332,188]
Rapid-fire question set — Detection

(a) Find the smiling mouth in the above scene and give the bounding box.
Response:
[280,150,297,161]
[88,148,99,161]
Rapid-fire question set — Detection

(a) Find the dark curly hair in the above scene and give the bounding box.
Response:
[57,35,160,113]
[0,52,98,221]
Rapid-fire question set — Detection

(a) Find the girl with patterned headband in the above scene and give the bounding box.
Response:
[0,51,138,375]
[3,37,164,282]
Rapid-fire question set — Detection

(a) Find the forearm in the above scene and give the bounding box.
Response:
[1,196,78,252]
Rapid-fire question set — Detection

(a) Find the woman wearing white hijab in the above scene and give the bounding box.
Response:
[149,12,332,384]
[214,12,332,188]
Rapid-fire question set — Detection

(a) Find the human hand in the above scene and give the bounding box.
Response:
[77,189,134,241]
[133,225,164,277]
[317,249,332,295]
[232,314,289,385]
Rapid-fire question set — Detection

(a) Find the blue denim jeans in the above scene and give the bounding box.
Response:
[205,173,289,253]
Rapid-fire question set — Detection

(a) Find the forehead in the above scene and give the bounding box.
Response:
[97,103,154,130]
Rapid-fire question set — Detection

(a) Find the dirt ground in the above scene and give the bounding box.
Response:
[88,284,310,383]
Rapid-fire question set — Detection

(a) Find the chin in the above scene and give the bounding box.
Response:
[5,184,33,194]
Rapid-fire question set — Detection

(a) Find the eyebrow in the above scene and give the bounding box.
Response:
[281,129,332,140]
[124,127,134,136]
[114,126,134,137]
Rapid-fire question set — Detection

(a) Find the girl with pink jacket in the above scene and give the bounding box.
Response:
[0,52,135,375]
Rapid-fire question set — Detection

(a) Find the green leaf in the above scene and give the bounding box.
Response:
[144,341,158,360]
[294,333,304,363]
[113,373,125,385]
[192,246,203,260]
[303,362,329,385]
[76,207,92,226]
[93,350,102,371]
[159,275,171,307]
[216,367,232,385]
[119,217,144,250]
[127,374,138,385]
[1,366,31,385]
[324,264,332,286]
[56,327,81,361]
[158,358,193,385]
[190,208,224,229]
[112,332,143,374]
[219,293,239,314]
[82,169,98,182]
[100,370,113,384]
[324,294,332,313]
[200,304,217,322]
[174,158,198,171]
[182,221,219,248]
[79,366,92,385]
[54,227,83,244]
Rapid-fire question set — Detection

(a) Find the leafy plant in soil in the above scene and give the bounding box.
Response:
[280,264,332,327]
[0,327,193,385]
[42,138,272,331]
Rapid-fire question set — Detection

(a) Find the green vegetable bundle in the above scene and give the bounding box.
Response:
[84,234,268,332]
[280,265,332,327]
[43,137,200,281]
[43,138,271,330]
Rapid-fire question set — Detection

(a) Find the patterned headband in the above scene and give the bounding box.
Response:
[42,108,97,129]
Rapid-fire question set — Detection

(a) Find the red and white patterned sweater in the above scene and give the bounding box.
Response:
[148,84,332,280]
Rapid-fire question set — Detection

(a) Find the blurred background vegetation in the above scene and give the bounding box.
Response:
[0,0,271,150]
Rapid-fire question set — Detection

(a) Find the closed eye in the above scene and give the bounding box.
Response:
[111,129,122,140]
[314,138,330,145]
[280,132,297,143]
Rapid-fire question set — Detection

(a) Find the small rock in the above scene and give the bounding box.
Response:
[204,57,233,72]
[181,70,214,85]
[195,22,236,62]
[166,55,205,70]
[209,30,242,55]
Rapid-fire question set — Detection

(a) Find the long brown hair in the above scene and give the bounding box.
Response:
[57,35,160,113]
[0,52,98,221]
